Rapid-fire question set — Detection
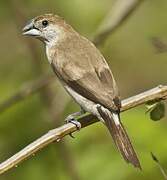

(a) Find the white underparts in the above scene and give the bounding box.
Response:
[64,85,98,115]
[46,45,52,64]
[63,84,120,125]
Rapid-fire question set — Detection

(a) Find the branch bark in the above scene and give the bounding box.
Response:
[151,152,167,180]
[93,0,144,45]
[0,85,167,175]
[0,75,53,113]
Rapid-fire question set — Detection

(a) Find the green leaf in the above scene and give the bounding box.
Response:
[146,101,165,121]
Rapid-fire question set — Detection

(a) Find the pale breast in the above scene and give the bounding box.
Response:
[46,45,54,64]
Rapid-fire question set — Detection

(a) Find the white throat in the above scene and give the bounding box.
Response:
[46,45,53,64]
[44,25,67,64]
[45,32,59,64]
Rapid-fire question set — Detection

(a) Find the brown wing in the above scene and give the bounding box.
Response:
[54,35,121,111]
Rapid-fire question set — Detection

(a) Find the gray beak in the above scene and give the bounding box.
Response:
[22,19,40,36]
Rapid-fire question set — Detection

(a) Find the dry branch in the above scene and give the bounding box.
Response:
[0,75,54,113]
[93,0,144,45]
[151,152,167,180]
[0,85,167,175]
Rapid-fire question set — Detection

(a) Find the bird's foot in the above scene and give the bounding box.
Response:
[65,114,82,138]
[65,115,81,130]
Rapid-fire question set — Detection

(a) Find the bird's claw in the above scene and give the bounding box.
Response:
[65,116,81,138]
[65,118,81,130]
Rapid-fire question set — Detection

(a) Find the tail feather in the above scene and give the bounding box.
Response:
[97,106,141,169]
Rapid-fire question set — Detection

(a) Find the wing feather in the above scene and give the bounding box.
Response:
[53,35,121,111]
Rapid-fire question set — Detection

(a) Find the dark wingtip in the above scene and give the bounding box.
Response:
[97,105,142,170]
[133,161,142,170]
[127,154,142,170]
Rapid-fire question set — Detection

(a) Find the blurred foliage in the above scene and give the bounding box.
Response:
[0,0,167,180]
[146,100,165,121]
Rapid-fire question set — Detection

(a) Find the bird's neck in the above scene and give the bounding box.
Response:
[45,33,65,64]
[45,30,79,64]
[46,45,53,64]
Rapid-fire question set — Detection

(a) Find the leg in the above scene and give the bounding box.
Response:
[65,108,85,134]
[65,108,85,123]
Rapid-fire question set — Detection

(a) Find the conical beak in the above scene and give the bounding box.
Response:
[22,19,40,36]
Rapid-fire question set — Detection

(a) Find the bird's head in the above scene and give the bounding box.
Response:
[22,14,71,45]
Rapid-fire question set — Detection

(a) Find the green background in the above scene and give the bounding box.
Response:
[0,0,167,179]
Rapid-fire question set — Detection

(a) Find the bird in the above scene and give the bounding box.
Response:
[22,14,141,169]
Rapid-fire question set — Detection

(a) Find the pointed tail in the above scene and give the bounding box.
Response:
[97,106,141,169]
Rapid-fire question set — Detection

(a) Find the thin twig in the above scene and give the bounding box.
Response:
[151,152,167,180]
[151,37,167,53]
[0,85,167,175]
[93,0,144,45]
[0,75,54,113]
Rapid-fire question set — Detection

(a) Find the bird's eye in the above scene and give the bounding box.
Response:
[42,20,48,27]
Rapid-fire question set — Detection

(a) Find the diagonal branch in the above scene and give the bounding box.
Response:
[0,75,54,113]
[0,85,167,175]
[151,152,167,180]
[93,0,144,45]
